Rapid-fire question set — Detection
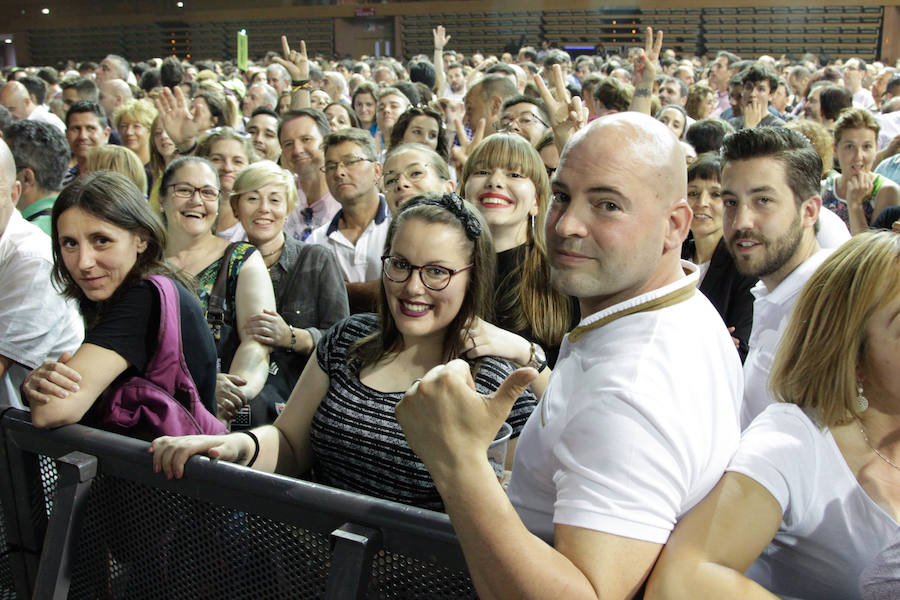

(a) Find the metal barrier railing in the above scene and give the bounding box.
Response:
[0,405,476,599]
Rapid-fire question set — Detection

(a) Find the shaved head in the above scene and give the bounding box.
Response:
[0,139,20,233]
[0,81,33,120]
[562,112,687,207]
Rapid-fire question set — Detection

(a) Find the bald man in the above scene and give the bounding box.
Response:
[0,139,82,408]
[98,79,132,120]
[396,113,743,599]
[0,80,65,133]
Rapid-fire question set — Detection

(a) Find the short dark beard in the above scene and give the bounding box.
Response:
[729,210,803,279]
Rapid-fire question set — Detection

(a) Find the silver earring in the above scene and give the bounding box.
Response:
[857,383,869,413]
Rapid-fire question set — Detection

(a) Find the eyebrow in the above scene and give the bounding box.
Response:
[385,162,426,174]
[721,184,778,196]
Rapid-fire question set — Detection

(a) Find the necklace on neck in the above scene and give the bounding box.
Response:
[260,237,286,259]
[856,418,900,471]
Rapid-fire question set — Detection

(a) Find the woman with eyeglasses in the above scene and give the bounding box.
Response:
[382,143,454,213]
[460,133,575,380]
[195,128,259,243]
[150,193,537,511]
[160,156,276,424]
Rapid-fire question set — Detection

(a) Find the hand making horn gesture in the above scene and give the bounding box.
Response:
[273,35,310,82]
[534,63,588,152]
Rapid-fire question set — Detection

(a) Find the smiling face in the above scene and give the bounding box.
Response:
[835,127,877,177]
[246,113,281,161]
[464,164,537,250]
[353,92,376,125]
[235,182,288,246]
[545,120,683,316]
[161,161,220,236]
[687,177,724,240]
[658,81,683,107]
[67,111,110,163]
[721,157,817,287]
[383,149,452,213]
[208,138,249,193]
[152,122,176,160]
[118,118,150,159]
[401,115,440,149]
[279,115,324,176]
[57,206,147,302]
[657,107,686,139]
[499,102,549,146]
[384,218,471,346]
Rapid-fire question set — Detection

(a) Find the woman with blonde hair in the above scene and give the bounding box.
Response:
[83,145,148,196]
[112,98,157,186]
[460,133,575,374]
[647,230,900,600]
[228,160,349,424]
[195,127,259,241]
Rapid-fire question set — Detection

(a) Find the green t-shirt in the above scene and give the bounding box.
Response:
[19,195,56,236]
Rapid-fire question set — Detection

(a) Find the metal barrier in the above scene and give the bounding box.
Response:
[0,405,476,599]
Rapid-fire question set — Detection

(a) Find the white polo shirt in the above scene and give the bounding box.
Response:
[0,210,83,408]
[508,264,743,544]
[306,196,390,283]
[741,248,832,428]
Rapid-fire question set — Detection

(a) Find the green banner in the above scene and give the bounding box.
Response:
[237,29,248,71]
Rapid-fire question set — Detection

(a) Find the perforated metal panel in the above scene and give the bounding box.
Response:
[368,551,476,599]
[0,505,14,600]
[67,473,331,599]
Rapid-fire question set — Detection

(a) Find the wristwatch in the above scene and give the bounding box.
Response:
[525,342,547,373]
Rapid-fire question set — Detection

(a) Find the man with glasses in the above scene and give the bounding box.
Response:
[498,95,551,147]
[843,57,876,111]
[307,128,388,313]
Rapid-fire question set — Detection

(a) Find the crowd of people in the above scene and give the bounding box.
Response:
[1,22,899,598]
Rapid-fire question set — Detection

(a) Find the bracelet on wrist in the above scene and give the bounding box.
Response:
[291,81,311,92]
[288,325,296,352]
[634,88,651,98]
[237,430,260,467]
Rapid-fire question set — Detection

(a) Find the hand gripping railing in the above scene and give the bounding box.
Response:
[0,405,476,599]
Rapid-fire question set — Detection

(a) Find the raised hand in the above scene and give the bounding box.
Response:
[633,27,663,88]
[273,36,309,82]
[449,115,486,170]
[433,25,451,51]
[154,86,200,146]
[534,64,589,151]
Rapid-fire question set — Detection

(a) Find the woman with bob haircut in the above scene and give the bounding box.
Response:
[382,143,454,213]
[647,230,900,600]
[229,160,349,424]
[24,171,218,429]
[323,102,359,132]
[83,145,148,196]
[460,133,575,374]
[195,127,259,242]
[151,193,537,510]
[822,107,900,234]
[387,106,450,163]
[160,155,275,423]
[112,98,157,187]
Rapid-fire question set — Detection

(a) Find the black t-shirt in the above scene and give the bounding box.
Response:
[83,278,218,415]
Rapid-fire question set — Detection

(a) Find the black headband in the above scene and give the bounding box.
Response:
[400,192,483,241]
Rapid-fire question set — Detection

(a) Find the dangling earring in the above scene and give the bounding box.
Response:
[529,213,535,236]
[856,382,869,413]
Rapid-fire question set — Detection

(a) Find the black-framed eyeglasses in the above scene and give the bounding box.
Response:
[381,255,474,291]
[320,156,374,174]
[167,183,220,201]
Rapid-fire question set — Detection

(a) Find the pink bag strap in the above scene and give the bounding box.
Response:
[143,275,190,394]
